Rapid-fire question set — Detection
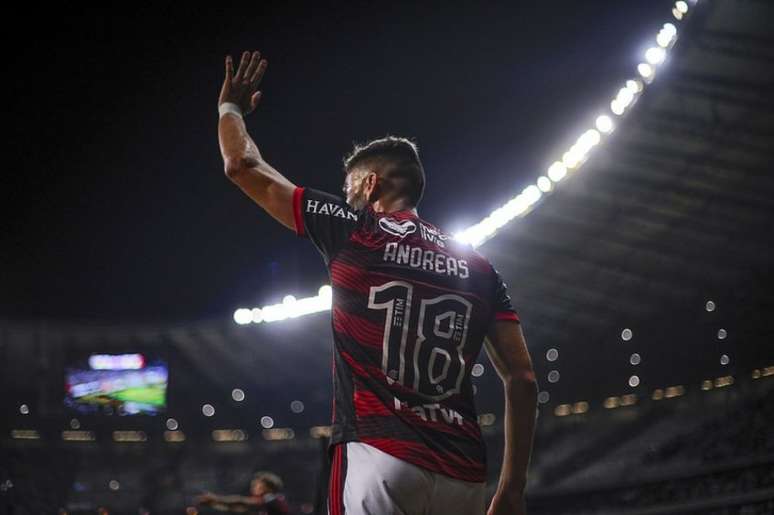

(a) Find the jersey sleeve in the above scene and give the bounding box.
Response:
[292,186,359,263]
[491,266,521,324]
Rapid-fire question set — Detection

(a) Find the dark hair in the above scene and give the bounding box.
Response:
[343,135,426,207]
[252,471,283,492]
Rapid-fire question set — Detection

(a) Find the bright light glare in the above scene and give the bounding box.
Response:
[645,47,666,65]
[233,309,252,325]
[235,286,333,325]
[611,99,625,115]
[637,63,654,78]
[617,87,634,108]
[547,162,567,182]
[657,23,677,47]
[595,115,614,133]
[675,1,688,14]
[626,79,643,94]
[537,176,553,192]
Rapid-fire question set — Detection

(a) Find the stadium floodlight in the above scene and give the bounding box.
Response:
[672,8,683,20]
[235,286,333,325]
[626,79,644,94]
[617,87,635,109]
[637,63,654,79]
[562,148,583,169]
[610,99,625,116]
[579,128,601,149]
[522,184,542,204]
[645,47,666,65]
[233,308,252,325]
[675,1,688,14]
[537,176,552,192]
[319,284,332,300]
[595,115,614,133]
[657,23,677,47]
[547,161,567,182]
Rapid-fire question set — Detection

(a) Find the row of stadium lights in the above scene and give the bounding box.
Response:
[533,298,728,404]
[15,296,731,427]
[232,1,693,326]
[121,298,733,426]
[10,365,772,442]
[12,297,732,432]
[11,365,774,443]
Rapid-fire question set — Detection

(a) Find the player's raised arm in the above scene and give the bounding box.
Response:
[217,50,296,230]
[485,320,538,515]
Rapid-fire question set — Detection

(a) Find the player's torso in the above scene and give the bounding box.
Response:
[329,208,496,406]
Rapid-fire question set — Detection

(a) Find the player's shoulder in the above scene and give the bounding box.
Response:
[301,187,359,219]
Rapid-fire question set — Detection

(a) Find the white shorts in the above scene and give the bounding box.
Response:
[328,441,487,515]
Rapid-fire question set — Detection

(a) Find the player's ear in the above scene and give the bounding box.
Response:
[366,171,381,203]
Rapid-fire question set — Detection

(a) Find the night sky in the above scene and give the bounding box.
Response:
[4,2,673,324]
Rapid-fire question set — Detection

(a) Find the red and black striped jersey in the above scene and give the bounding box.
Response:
[293,186,520,483]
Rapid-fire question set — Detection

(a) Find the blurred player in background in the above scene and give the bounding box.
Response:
[196,471,289,514]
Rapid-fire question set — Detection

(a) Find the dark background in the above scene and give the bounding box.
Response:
[4,2,673,323]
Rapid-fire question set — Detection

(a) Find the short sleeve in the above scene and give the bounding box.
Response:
[293,186,359,263]
[491,266,521,324]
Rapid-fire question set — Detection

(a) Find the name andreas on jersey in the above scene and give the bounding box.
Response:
[382,242,469,278]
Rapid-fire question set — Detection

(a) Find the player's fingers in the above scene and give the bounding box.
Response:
[243,51,261,82]
[234,51,250,81]
[250,59,267,85]
[249,91,262,112]
[224,55,233,80]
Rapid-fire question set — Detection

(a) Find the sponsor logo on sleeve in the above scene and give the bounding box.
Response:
[419,223,450,248]
[305,199,358,220]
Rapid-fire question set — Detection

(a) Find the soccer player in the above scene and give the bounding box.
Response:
[196,471,289,514]
[217,50,538,515]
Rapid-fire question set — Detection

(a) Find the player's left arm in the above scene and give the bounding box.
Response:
[199,493,257,512]
[484,320,537,515]
[217,50,296,231]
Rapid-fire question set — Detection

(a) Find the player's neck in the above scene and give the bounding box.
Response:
[370,197,417,216]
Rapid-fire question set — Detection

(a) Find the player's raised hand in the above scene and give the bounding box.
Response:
[219,50,268,116]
